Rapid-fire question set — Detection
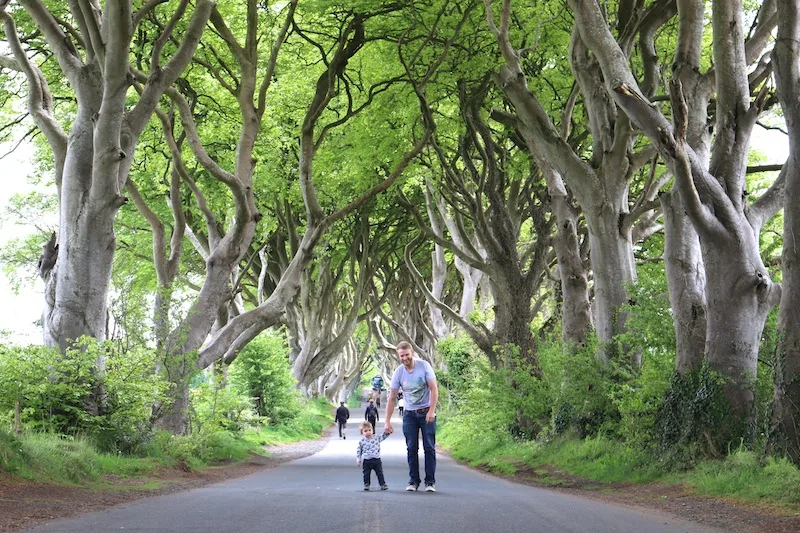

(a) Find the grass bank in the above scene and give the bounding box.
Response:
[439,420,800,513]
[0,397,332,487]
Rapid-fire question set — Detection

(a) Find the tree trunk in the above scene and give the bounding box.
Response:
[157,381,191,435]
[661,191,706,372]
[544,167,592,345]
[569,0,781,435]
[43,106,116,350]
[661,0,710,373]
[13,398,21,434]
[429,244,449,338]
[704,243,773,421]
[770,0,800,461]
[489,271,538,370]
[586,200,636,357]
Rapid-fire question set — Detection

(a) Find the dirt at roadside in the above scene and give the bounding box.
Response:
[2,428,799,533]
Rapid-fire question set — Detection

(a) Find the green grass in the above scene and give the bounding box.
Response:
[439,420,800,512]
[0,397,333,487]
[0,430,164,485]
[684,450,800,509]
[529,436,663,484]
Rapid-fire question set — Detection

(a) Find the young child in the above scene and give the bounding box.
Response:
[356,420,389,491]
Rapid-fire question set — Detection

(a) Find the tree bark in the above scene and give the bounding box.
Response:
[658,0,709,373]
[661,190,706,372]
[545,166,592,345]
[770,0,800,461]
[569,0,781,431]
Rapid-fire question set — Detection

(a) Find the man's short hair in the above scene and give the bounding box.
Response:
[396,340,413,352]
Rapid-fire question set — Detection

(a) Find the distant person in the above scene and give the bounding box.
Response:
[384,341,438,493]
[335,401,350,439]
[371,374,384,407]
[365,398,379,432]
[397,394,405,417]
[356,421,389,491]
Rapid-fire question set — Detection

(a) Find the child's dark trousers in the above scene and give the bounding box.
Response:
[362,458,386,486]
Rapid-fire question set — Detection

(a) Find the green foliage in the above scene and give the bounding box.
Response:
[538,336,644,441]
[0,428,26,474]
[0,338,169,453]
[652,365,736,468]
[252,396,330,446]
[437,335,478,396]
[605,271,678,447]
[610,349,675,449]
[439,349,553,451]
[228,331,302,425]
[0,343,93,433]
[190,378,261,434]
[0,393,330,483]
[618,264,675,351]
[531,436,662,484]
[146,429,256,470]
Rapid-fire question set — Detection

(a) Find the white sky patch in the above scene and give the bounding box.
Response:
[0,141,44,345]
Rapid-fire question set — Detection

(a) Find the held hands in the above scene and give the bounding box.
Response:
[384,421,394,435]
[357,460,361,467]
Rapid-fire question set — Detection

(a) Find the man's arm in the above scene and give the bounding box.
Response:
[384,388,398,434]
[426,379,439,423]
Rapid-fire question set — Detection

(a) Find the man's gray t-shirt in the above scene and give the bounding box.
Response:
[390,358,436,411]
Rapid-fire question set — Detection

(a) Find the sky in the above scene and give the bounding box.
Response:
[0,125,791,346]
[0,141,43,345]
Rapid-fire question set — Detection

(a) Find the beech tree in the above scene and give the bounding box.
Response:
[482,0,665,357]
[770,0,800,461]
[569,0,783,435]
[287,212,391,388]
[0,0,213,353]
[405,78,555,370]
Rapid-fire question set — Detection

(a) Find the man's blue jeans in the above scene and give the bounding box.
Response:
[402,409,436,485]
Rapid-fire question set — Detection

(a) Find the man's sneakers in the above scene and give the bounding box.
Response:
[364,484,370,491]
[404,482,436,492]
[381,484,389,491]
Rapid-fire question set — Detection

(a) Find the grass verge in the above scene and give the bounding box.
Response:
[438,420,800,512]
[0,397,333,487]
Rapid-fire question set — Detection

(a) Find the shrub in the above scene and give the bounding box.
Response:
[437,335,478,396]
[229,331,302,425]
[0,339,169,453]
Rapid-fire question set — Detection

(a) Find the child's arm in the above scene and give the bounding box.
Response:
[356,441,363,465]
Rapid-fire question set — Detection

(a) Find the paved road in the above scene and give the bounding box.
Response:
[22,409,720,533]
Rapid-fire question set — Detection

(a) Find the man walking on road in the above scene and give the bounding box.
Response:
[384,341,439,492]
[365,399,379,432]
[335,401,350,439]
